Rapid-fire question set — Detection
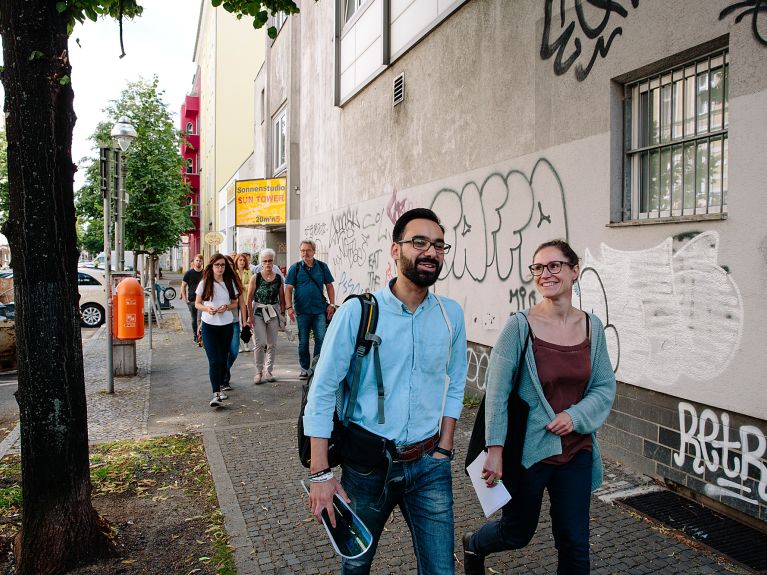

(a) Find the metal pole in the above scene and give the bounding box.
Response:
[115,149,124,272]
[100,147,114,394]
[147,254,153,350]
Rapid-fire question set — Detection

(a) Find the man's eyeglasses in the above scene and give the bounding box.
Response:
[528,261,574,276]
[396,237,451,254]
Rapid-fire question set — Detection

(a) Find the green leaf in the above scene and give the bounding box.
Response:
[28,51,45,61]
[59,75,71,86]
[55,2,67,13]
[267,25,277,39]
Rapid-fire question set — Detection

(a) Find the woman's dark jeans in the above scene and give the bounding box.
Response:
[468,450,592,575]
[200,322,234,393]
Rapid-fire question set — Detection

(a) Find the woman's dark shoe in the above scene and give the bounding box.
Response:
[462,532,485,575]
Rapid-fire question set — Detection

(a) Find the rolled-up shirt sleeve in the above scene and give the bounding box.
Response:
[302,301,360,438]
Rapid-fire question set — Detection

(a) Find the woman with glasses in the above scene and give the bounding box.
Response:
[195,253,241,407]
[246,248,286,385]
[462,239,616,575]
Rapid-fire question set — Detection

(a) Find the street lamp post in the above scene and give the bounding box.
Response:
[101,116,136,394]
[111,117,137,273]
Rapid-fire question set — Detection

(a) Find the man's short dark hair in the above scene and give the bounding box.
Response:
[392,208,445,242]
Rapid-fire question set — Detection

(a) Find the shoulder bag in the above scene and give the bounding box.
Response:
[464,314,531,495]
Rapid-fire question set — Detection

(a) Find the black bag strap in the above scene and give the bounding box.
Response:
[342,293,384,425]
[301,262,329,304]
[513,314,531,393]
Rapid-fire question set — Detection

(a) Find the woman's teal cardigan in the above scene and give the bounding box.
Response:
[485,310,616,491]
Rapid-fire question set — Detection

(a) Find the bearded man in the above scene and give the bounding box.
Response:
[302,208,468,574]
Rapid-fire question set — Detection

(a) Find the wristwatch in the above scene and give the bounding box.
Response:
[433,446,454,460]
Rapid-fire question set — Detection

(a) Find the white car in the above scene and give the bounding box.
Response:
[78,268,108,327]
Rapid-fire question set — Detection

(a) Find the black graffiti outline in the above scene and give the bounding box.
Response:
[541,0,640,81]
[578,266,621,374]
[720,0,767,46]
[430,158,569,285]
[537,201,552,228]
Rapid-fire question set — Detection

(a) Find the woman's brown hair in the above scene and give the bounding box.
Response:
[200,253,239,302]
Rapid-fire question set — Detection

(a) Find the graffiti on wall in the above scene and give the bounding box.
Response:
[675,402,766,505]
[430,158,568,309]
[541,0,640,81]
[578,231,743,384]
[720,0,767,46]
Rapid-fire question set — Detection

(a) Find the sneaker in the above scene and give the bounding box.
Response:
[462,532,484,575]
[221,384,232,391]
[193,335,198,343]
[209,393,223,407]
[266,373,276,382]
[254,373,263,385]
[218,390,228,400]
[299,370,309,379]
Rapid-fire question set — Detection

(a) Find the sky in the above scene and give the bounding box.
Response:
[0,2,200,245]
[67,0,201,188]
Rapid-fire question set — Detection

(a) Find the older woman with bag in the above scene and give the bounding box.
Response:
[247,248,286,385]
[462,239,616,575]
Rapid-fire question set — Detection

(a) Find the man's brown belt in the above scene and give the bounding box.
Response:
[394,432,440,463]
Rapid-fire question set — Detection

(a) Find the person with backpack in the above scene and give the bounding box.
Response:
[285,240,336,379]
[302,208,468,574]
[246,248,286,384]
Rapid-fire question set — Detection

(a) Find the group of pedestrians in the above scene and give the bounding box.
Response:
[181,205,617,574]
[181,249,292,406]
[302,208,617,575]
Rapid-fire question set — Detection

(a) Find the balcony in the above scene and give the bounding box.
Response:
[183,173,199,189]
[183,94,199,115]
[182,133,199,153]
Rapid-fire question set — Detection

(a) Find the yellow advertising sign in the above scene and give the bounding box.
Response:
[235,178,287,226]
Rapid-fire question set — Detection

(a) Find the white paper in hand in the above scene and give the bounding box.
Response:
[467,451,512,517]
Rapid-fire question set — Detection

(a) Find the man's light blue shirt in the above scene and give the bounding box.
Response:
[303,279,468,446]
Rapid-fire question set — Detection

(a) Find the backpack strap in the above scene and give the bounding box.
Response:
[342,293,384,426]
[434,294,453,433]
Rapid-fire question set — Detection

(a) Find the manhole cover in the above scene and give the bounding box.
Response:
[618,490,767,573]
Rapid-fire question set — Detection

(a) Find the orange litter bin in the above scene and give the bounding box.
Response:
[115,278,144,340]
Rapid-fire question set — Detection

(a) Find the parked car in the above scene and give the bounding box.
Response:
[77,268,107,327]
[0,269,109,327]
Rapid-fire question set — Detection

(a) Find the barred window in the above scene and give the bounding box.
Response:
[624,49,728,220]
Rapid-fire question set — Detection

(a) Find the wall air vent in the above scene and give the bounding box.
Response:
[393,73,405,107]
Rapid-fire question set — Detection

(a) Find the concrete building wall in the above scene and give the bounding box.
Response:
[296,0,767,522]
[194,4,264,256]
[214,14,264,193]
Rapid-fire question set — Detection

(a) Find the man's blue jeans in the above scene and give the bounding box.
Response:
[339,451,454,575]
[225,321,241,384]
[296,313,327,370]
[467,450,592,574]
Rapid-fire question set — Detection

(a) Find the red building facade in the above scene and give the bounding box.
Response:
[179,72,201,265]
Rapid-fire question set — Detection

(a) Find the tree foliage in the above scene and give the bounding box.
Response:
[76,77,192,255]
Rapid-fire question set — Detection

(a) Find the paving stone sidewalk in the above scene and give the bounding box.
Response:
[91,307,752,574]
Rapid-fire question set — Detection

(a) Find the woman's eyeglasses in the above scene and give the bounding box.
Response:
[528,261,574,276]
[212,263,227,268]
[261,259,273,263]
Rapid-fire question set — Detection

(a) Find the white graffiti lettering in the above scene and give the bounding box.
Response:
[675,402,767,505]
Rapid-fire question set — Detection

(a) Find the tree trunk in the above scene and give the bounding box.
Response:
[0,2,116,573]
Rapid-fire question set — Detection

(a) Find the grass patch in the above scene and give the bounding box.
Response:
[0,434,235,574]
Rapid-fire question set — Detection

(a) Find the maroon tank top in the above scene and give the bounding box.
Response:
[531,314,592,465]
